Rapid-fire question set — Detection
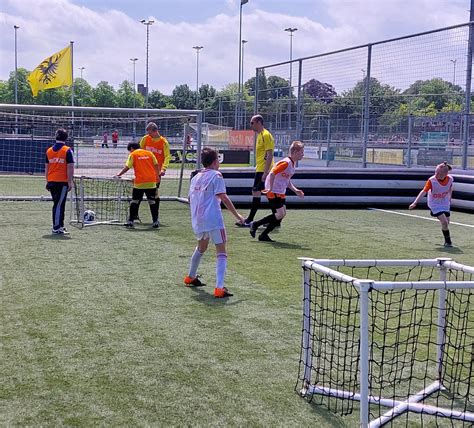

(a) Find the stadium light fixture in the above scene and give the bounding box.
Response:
[236,0,248,129]
[140,19,155,108]
[241,40,248,88]
[192,46,204,108]
[450,59,457,86]
[78,66,85,80]
[129,58,139,109]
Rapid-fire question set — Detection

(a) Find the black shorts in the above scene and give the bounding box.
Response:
[430,210,450,218]
[156,181,161,189]
[132,187,157,201]
[252,172,265,192]
[267,196,286,210]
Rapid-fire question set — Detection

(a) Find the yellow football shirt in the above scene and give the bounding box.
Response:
[255,128,275,172]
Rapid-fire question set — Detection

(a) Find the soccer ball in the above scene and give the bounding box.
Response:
[83,209,96,223]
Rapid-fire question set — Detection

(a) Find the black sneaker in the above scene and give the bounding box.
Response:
[235,221,251,228]
[125,221,134,228]
[258,234,274,242]
[249,222,257,238]
[444,242,453,248]
[152,220,160,229]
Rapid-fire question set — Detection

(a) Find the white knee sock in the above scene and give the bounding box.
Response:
[216,253,227,289]
[188,247,203,278]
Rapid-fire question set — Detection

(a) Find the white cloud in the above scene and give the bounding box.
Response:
[0,0,470,95]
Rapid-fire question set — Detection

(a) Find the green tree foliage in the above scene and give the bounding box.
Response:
[171,84,195,110]
[117,80,136,108]
[7,68,34,105]
[403,78,463,111]
[266,75,291,99]
[0,80,10,103]
[148,90,171,109]
[93,81,117,107]
[74,78,95,106]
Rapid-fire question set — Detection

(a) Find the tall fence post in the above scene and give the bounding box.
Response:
[407,114,413,167]
[362,44,372,168]
[462,21,473,169]
[296,60,303,141]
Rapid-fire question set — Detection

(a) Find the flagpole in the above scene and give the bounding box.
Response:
[70,41,74,107]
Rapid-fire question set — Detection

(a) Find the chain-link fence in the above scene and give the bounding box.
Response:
[254,22,473,169]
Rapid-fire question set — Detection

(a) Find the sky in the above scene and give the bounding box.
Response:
[0,0,471,95]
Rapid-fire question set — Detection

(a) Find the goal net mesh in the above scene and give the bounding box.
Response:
[71,176,133,227]
[295,260,474,426]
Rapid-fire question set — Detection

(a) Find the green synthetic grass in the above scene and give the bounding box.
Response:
[1,202,473,426]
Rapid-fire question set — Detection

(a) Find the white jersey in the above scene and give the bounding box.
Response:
[427,175,453,214]
[264,157,296,195]
[189,168,226,234]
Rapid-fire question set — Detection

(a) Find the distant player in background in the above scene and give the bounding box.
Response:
[102,131,109,148]
[185,147,245,298]
[45,128,74,235]
[236,114,275,227]
[112,130,119,148]
[139,122,171,226]
[250,141,305,242]
[116,142,160,229]
[409,161,454,247]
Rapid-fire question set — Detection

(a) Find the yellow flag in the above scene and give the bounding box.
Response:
[28,45,72,97]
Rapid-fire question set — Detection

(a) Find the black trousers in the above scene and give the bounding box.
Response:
[47,182,69,230]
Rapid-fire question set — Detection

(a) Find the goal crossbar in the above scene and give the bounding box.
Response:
[297,257,474,427]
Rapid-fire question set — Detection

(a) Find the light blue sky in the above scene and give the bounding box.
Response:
[0,0,471,94]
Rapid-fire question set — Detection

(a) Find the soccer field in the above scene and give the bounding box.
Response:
[1,201,473,426]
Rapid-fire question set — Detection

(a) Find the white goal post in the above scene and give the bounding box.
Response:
[296,258,474,427]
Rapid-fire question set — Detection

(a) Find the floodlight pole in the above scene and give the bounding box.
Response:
[141,19,154,108]
[14,25,19,134]
[236,0,248,130]
[285,27,297,129]
[193,46,203,108]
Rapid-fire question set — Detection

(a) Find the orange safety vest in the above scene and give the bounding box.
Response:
[46,145,70,182]
[142,135,167,167]
[130,149,157,185]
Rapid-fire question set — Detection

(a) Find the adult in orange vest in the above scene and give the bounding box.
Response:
[116,142,160,229]
[139,122,171,225]
[45,128,74,235]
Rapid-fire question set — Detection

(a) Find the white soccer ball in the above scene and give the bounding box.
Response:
[83,209,96,223]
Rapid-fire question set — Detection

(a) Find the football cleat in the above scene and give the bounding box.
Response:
[184,275,206,287]
[214,287,233,298]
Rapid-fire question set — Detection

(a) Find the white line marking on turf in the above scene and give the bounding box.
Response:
[369,208,474,228]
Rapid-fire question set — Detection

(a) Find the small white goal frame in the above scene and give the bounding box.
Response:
[299,257,474,428]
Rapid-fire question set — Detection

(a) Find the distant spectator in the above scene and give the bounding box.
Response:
[112,130,119,148]
[102,131,109,148]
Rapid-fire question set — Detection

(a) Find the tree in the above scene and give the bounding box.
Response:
[117,80,135,108]
[0,80,10,103]
[245,69,267,99]
[404,78,463,111]
[303,79,337,104]
[93,81,117,107]
[171,84,195,110]
[148,90,171,109]
[74,78,95,106]
[266,75,291,99]
[7,68,34,105]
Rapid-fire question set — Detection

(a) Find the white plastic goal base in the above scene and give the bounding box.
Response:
[302,381,474,427]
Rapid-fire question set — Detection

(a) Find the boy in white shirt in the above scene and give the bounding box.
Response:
[409,161,454,247]
[184,147,245,298]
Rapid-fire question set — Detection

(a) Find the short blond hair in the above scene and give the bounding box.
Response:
[289,140,304,154]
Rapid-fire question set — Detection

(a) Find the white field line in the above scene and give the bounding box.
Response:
[369,208,474,228]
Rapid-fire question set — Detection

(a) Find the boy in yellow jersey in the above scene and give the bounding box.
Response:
[250,141,305,242]
[116,142,160,229]
[139,122,171,226]
[236,114,275,227]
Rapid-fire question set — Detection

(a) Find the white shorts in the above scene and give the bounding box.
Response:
[196,228,227,245]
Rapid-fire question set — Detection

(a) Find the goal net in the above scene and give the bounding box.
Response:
[0,104,203,201]
[296,258,474,427]
[71,176,133,227]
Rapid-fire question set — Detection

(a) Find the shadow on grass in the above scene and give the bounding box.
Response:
[253,240,311,250]
[188,286,243,307]
[435,245,464,254]
[42,234,72,240]
[296,393,346,427]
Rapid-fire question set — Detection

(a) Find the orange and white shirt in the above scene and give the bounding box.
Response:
[423,175,453,213]
[263,157,296,198]
[126,149,158,189]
